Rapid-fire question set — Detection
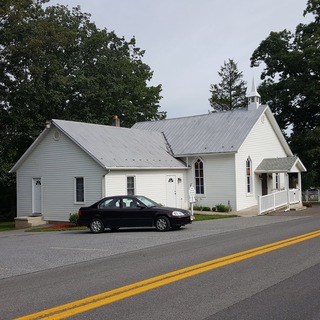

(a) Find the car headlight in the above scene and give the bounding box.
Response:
[172,211,185,216]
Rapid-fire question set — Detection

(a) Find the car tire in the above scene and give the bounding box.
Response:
[89,218,105,233]
[155,216,170,231]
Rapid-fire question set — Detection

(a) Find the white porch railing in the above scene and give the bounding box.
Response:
[258,189,301,215]
[289,189,301,204]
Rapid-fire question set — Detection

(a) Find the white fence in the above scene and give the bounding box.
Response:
[302,189,320,202]
[258,189,301,215]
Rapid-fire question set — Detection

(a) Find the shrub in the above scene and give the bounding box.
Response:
[212,207,216,211]
[193,205,203,211]
[202,206,212,211]
[216,204,230,212]
[303,202,312,207]
[69,213,79,225]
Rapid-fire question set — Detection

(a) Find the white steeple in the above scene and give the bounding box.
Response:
[246,77,261,110]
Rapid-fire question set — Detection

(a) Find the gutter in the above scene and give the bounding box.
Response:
[104,166,188,170]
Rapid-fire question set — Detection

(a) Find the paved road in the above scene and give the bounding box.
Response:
[0,214,309,280]
[1,205,320,319]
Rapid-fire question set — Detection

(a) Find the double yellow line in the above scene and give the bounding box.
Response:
[16,230,320,320]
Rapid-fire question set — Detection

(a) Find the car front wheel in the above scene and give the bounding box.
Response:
[155,216,170,231]
[89,218,105,233]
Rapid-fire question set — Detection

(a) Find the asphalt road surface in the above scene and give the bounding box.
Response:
[1,206,320,319]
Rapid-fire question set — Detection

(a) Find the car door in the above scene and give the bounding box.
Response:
[120,197,154,227]
[97,197,123,227]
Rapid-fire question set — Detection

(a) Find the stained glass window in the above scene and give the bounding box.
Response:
[195,159,204,194]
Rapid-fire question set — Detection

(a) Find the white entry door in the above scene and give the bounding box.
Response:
[32,178,42,214]
[166,175,177,207]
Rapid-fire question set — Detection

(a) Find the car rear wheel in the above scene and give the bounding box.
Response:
[155,216,170,231]
[89,218,105,233]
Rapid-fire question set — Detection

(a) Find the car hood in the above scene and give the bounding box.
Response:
[153,206,191,214]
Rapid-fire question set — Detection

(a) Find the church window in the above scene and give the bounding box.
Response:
[246,157,252,194]
[195,159,204,194]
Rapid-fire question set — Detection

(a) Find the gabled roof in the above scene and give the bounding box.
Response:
[255,157,307,173]
[10,119,187,172]
[10,105,295,172]
[133,105,288,156]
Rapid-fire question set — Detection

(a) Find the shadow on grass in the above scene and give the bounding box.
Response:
[0,221,15,232]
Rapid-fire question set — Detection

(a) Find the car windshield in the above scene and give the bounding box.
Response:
[136,196,159,208]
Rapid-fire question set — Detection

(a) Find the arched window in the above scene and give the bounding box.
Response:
[246,157,252,194]
[195,159,204,194]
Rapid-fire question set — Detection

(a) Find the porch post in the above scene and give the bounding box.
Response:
[285,172,290,206]
[284,172,289,190]
[258,195,262,215]
[297,172,302,203]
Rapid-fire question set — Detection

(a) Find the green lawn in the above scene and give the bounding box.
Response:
[194,213,238,221]
[0,221,15,232]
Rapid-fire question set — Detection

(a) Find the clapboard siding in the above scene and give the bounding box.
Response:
[105,170,188,209]
[204,155,236,209]
[235,112,288,210]
[183,155,236,210]
[16,128,105,221]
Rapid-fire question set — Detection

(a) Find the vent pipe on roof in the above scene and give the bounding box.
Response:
[45,120,51,129]
[113,115,120,127]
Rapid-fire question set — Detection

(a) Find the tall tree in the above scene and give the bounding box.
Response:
[0,0,164,218]
[250,0,320,188]
[209,59,247,112]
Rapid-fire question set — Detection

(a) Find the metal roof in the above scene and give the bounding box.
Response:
[255,157,307,173]
[52,119,187,169]
[10,105,296,173]
[132,106,267,156]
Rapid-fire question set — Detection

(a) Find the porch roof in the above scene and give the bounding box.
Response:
[255,156,307,173]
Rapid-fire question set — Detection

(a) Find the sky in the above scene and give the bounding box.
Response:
[49,0,310,118]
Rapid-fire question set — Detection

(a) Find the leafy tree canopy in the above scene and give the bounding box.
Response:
[1,0,164,154]
[0,0,164,215]
[250,0,320,187]
[209,59,247,112]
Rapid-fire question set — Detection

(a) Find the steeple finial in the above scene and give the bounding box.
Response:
[246,77,261,110]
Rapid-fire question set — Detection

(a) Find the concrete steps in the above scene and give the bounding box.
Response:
[15,215,48,229]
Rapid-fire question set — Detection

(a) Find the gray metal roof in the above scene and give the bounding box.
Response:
[255,157,307,172]
[52,119,186,169]
[132,106,267,156]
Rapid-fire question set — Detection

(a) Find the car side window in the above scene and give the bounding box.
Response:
[99,198,120,208]
[122,198,138,208]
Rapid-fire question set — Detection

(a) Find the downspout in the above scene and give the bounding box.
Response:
[102,169,111,198]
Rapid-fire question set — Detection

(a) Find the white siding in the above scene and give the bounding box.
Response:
[235,112,288,210]
[16,128,105,221]
[105,170,189,209]
[183,154,236,210]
